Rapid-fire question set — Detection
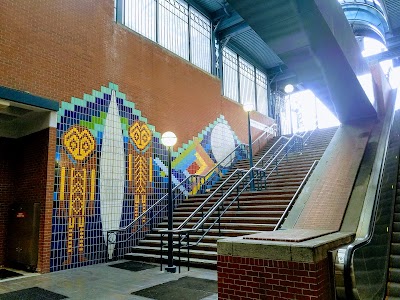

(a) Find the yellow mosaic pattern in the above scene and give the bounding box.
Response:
[60,126,97,265]
[129,122,152,151]
[63,126,95,161]
[129,121,153,227]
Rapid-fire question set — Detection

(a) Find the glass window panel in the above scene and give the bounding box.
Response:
[124,0,156,42]
[190,7,211,72]
[223,48,239,102]
[256,70,268,116]
[239,57,255,107]
[159,0,189,60]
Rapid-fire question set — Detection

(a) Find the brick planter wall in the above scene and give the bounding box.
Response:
[218,255,331,300]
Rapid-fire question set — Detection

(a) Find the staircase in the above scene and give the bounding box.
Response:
[125,127,338,269]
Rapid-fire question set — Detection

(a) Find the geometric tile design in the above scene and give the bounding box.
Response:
[51,82,243,272]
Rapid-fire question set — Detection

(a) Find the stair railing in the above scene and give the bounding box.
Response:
[161,130,314,270]
[105,123,277,260]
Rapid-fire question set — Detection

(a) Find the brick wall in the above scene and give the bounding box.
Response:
[0,0,273,145]
[0,0,274,272]
[218,255,331,300]
[0,138,15,265]
[0,129,53,272]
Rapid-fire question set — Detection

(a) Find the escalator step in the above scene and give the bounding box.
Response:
[393,233,400,244]
[389,268,400,283]
[391,255,400,268]
[392,243,400,255]
[394,214,400,222]
[387,282,400,297]
[394,222,400,233]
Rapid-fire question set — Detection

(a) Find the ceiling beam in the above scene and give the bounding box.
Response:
[365,44,400,64]
[217,21,251,40]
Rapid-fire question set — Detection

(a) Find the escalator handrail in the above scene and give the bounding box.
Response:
[343,97,396,299]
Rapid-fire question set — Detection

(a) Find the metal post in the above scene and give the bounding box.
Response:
[247,111,255,191]
[165,146,176,273]
[314,94,319,129]
[289,94,293,135]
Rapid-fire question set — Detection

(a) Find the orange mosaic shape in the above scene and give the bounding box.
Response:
[134,156,148,194]
[129,122,152,151]
[63,126,95,161]
[69,169,86,216]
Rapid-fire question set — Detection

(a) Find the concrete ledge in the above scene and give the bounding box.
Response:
[218,231,355,263]
[243,229,335,242]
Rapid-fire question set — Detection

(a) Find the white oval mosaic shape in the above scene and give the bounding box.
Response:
[99,90,125,259]
[210,123,236,167]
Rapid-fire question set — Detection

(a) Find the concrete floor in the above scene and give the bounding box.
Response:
[0,261,218,300]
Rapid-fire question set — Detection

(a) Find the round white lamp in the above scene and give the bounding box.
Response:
[161,131,177,147]
[161,130,177,273]
[243,102,254,112]
[284,84,294,94]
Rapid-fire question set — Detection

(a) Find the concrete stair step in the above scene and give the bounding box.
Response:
[123,128,336,269]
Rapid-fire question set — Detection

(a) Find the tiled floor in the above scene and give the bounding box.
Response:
[0,261,218,300]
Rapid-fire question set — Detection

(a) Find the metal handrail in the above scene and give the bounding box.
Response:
[191,133,308,232]
[105,122,277,258]
[274,160,319,231]
[105,144,244,248]
[254,129,315,169]
[174,130,306,232]
[173,130,312,239]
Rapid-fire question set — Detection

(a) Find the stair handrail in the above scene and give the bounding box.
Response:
[254,129,315,169]
[105,122,277,257]
[251,123,277,154]
[159,129,316,270]
[175,130,311,233]
[274,160,319,231]
[190,132,309,232]
[342,98,397,299]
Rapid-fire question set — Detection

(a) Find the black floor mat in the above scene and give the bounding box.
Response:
[0,287,67,300]
[132,276,217,300]
[108,261,156,272]
[0,269,22,280]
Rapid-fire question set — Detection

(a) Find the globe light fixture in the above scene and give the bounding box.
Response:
[243,102,254,112]
[284,84,294,94]
[161,131,177,273]
[161,131,177,147]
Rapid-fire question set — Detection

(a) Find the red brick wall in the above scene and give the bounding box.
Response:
[0,0,273,145]
[0,130,52,270]
[218,255,331,300]
[0,138,15,265]
[0,0,274,272]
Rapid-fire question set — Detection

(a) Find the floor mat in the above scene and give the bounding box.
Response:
[108,261,157,272]
[0,287,67,300]
[132,276,217,300]
[0,269,22,280]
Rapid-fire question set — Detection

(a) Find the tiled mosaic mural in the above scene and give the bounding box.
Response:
[51,83,244,271]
